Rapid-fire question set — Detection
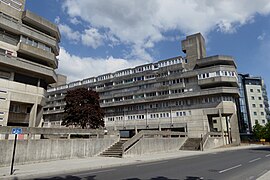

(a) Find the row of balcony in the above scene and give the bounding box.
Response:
[0,12,59,55]
[0,52,57,84]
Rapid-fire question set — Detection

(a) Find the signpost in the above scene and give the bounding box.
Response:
[10,128,22,175]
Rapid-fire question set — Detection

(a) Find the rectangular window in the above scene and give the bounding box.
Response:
[258,97,262,100]
[254,112,257,116]
[257,89,261,93]
[252,104,256,108]
[261,112,264,116]
[251,96,255,100]
[250,89,253,92]
[260,104,263,108]
[0,117,3,121]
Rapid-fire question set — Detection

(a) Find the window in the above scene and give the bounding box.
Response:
[261,112,264,116]
[262,120,266,124]
[254,112,257,116]
[250,89,253,92]
[258,97,262,100]
[0,117,3,121]
[260,104,263,108]
[213,120,217,123]
[252,104,256,108]
[251,96,255,100]
[26,107,31,113]
[257,89,261,93]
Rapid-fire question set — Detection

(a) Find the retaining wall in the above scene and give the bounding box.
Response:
[0,137,118,167]
[204,137,224,150]
[124,137,187,157]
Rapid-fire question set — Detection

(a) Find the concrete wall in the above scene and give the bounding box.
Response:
[204,137,224,150]
[0,137,118,167]
[124,137,187,157]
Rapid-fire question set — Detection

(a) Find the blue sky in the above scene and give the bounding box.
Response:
[26,0,270,94]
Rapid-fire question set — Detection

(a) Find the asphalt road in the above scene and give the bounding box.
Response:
[35,146,270,180]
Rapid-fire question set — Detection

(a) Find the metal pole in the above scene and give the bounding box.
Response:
[10,134,17,175]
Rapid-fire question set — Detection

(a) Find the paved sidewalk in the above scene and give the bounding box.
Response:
[0,144,267,180]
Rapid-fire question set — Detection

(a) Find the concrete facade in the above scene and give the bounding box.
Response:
[44,33,240,145]
[0,0,60,128]
[0,138,118,167]
[124,138,187,157]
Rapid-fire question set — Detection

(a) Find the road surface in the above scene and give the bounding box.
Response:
[35,146,270,180]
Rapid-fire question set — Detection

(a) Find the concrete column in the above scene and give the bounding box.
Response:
[9,72,14,81]
[135,126,138,134]
[218,109,225,145]
[37,79,40,87]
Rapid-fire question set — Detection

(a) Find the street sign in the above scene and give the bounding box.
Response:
[10,128,22,175]
[12,128,22,134]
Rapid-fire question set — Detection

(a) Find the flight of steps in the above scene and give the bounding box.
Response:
[100,139,128,158]
[180,138,201,151]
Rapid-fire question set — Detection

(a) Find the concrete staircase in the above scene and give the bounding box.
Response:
[180,138,201,151]
[100,139,128,158]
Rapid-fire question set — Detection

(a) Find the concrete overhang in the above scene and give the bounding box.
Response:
[198,76,238,88]
[0,13,60,55]
[18,42,58,69]
[22,10,61,42]
[0,53,57,84]
[195,55,236,69]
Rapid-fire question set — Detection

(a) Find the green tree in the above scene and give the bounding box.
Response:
[265,122,270,141]
[253,120,266,140]
[62,88,104,129]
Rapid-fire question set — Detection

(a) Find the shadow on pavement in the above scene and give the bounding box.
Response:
[250,146,270,151]
[34,175,96,180]
[125,176,205,180]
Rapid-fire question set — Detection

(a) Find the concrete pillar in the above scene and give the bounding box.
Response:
[9,72,14,81]
[135,126,138,134]
[218,109,225,145]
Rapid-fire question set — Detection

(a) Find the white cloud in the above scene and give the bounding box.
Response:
[257,32,266,40]
[81,28,104,49]
[58,24,80,43]
[62,0,270,59]
[57,47,146,82]
[54,16,60,24]
[69,17,81,25]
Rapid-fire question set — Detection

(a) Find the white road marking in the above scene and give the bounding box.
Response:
[249,158,261,163]
[265,154,270,157]
[77,169,115,177]
[136,161,168,167]
[218,164,242,174]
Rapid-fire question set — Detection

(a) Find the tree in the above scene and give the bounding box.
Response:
[253,120,266,140]
[62,88,105,129]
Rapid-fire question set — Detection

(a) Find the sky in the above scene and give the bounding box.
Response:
[25,0,270,94]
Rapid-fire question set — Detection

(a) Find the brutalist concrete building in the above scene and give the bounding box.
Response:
[44,33,240,145]
[0,0,60,128]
